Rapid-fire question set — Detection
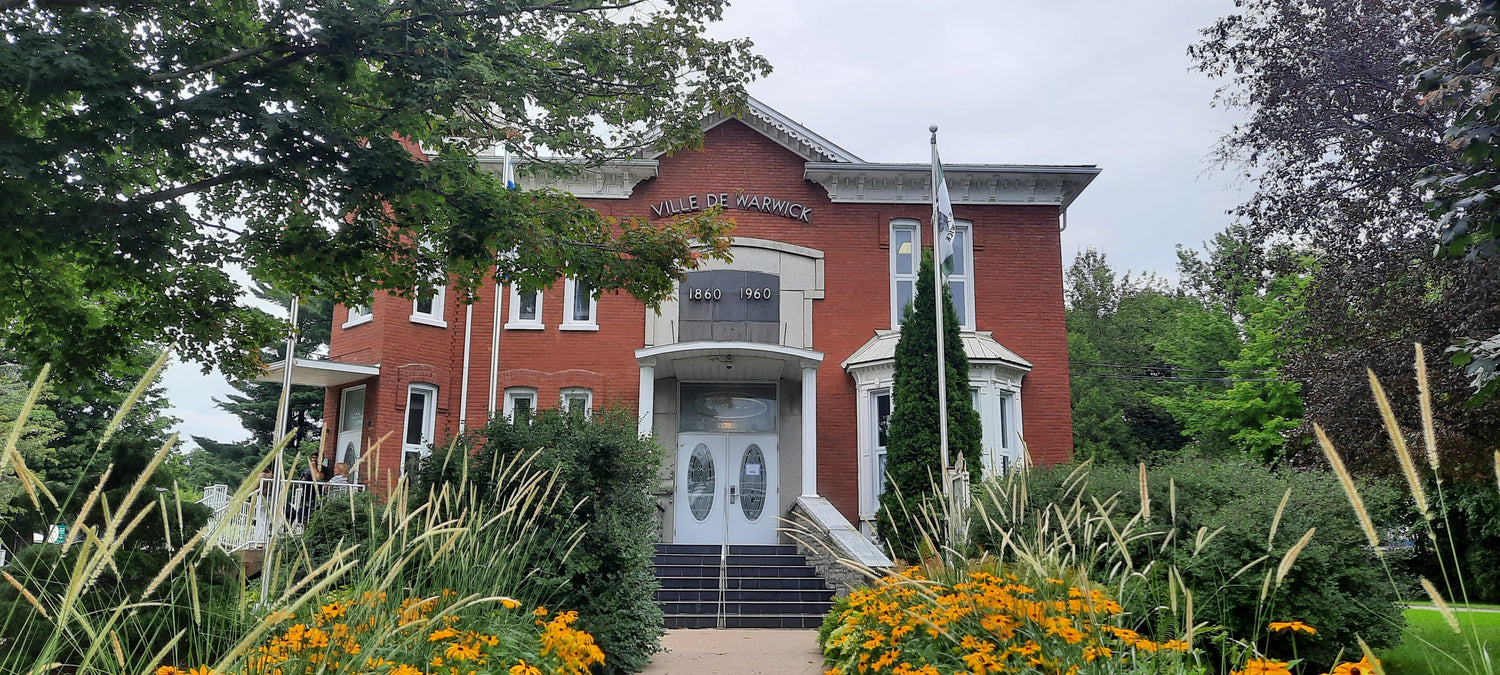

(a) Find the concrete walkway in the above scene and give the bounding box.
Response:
[642,629,826,675]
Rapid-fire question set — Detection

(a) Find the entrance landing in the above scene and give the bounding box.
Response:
[643,628,824,675]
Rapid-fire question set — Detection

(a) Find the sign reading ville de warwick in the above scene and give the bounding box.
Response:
[649,191,813,223]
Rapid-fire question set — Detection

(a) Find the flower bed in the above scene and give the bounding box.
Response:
[156,590,603,675]
[819,565,1383,675]
[820,566,1191,675]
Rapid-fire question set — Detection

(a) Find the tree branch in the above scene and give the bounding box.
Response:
[143,44,286,84]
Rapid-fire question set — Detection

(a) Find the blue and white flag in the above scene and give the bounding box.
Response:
[932,143,956,276]
[502,147,517,190]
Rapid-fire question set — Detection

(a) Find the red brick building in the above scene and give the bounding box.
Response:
[271,99,1097,546]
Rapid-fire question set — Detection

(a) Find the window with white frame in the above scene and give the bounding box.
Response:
[343,298,373,329]
[560,387,593,416]
[872,390,892,499]
[504,387,537,421]
[948,221,976,330]
[890,220,921,328]
[561,277,597,330]
[410,285,447,327]
[506,285,543,329]
[401,384,438,477]
[998,391,1014,472]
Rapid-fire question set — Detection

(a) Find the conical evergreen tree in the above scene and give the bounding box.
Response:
[875,250,983,560]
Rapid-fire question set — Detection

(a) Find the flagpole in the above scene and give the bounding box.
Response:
[262,294,299,605]
[930,125,951,504]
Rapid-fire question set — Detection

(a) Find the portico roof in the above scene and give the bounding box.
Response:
[254,357,380,388]
[841,330,1033,372]
[636,341,824,380]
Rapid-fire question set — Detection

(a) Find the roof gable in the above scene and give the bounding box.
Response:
[647,97,862,164]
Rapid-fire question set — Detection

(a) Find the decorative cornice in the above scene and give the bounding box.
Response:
[474,156,658,200]
[804,162,1101,209]
[647,97,862,164]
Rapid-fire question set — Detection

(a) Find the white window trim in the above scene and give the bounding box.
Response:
[871,388,892,505]
[342,303,373,329]
[950,220,977,331]
[890,220,922,329]
[400,384,438,474]
[560,277,599,331]
[503,386,538,421]
[410,285,448,328]
[560,387,593,417]
[506,285,545,330]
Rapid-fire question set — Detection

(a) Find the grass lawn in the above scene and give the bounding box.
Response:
[1380,608,1500,675]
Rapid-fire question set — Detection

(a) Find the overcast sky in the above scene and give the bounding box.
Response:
[160,0,1248,448]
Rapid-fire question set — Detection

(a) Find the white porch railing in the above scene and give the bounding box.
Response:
[199,478,367,553]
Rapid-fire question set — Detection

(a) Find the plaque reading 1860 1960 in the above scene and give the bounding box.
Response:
[678,271,780,344]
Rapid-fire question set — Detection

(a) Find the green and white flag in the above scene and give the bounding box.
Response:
[932,143,956,276]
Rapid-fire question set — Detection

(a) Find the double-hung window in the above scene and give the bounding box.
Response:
[401,384,437,477]
[507,285,544,330]
[410,285,447,327]
[890,220,921,328]
[343,298,374,329]
[872,390,892,499]
[504,387,537,421]
[560,387,593,416]
[947,221,976,330]
[561,277,598,330]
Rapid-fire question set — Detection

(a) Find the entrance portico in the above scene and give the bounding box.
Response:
[636,341,823,544]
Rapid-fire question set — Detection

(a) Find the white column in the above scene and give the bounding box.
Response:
[801,363,818,497]
[638,362,656,438]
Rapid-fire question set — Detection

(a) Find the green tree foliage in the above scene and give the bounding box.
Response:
[875,251,983,560]
[0,0,768,383]
[215,286,334,450]
[413,407,665,675]
[0,365,60,519]
[1065,249,1241,462]
[1416,1,1500,404]
[1191,0,1500,475]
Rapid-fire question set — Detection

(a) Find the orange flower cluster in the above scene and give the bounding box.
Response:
[155,590,599,675]
[820,568,1191,675]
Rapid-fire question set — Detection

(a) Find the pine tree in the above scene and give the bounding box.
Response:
[875,250,983,560]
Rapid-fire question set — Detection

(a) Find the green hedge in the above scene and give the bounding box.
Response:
[413,406,665,675]
[972,458,1405,670]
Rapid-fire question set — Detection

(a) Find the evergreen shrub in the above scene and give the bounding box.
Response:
[876,251,983,561]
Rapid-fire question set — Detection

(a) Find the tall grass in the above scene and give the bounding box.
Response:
[0,354,585,674]
[816,343,1499,675]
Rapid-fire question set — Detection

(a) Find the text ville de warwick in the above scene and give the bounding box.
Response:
[650,192,813,223]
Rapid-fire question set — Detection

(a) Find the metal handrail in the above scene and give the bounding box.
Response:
[199,478,367,552]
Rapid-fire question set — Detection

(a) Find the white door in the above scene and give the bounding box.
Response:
[675,433,778,545]
[336,386,366,481]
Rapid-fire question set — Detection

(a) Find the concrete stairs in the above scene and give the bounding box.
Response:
[654,543,836,629]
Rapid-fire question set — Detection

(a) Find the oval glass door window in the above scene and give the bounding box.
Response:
[739,444,766,522]
[687,443,716,522]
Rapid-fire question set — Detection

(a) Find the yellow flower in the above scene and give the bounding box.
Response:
[445,641,483,662]
[509,660,542,675]
[1234,658,1293,675]
[1269,620,1317,635]
[533,606,548,616]
[391,665,424,675]
[186,667,217,675]
[1331,655,1382,675]
[500,597,521,609]
[429,627,460,642]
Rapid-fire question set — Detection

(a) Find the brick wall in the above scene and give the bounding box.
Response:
[321,118,1074,521]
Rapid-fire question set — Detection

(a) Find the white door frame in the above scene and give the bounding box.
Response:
[336,385,366,481]
[674,433,779,545]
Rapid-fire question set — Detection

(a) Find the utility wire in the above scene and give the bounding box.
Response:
[1069,372,1288,383]
[1072,360,1278,375]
